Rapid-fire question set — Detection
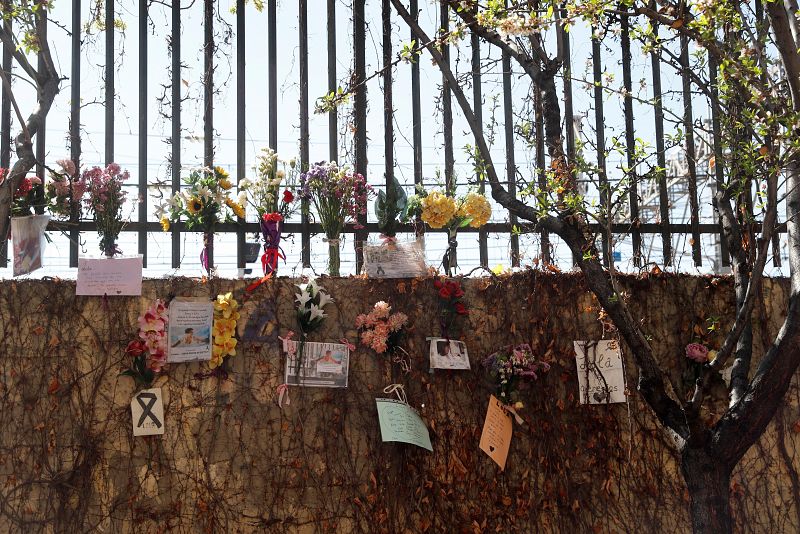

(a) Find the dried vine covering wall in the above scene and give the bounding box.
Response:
[0,272,797,533]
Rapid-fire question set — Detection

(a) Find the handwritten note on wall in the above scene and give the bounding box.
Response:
[574,340,627,404]
[76,256,143,296]
[375,398,432,451]
[479,395,513,470]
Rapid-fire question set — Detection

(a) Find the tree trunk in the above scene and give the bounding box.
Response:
[681,448,732,534]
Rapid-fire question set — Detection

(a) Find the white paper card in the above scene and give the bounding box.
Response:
[131,388,165,436]
[76,256,143,296]
[574,340,626,404]
[284,340,350,388]
[363,240,427,278]
[375,398,433,451]
[167,299,214,363]
[428,338,470,370]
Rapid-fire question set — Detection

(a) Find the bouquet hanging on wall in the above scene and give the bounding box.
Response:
[211,292,241,369]
[434,277,469,339]
[83,163,130,257]
[356,300,411,372]
[239,148,299,275]
[405,188,491,275]
[155,166,246,272]
[46,159,86,220]
[122,299,169,388]
[481,343,550,409]
[299,161,373,276]
[10,171,44,217]
[291,278,334,376]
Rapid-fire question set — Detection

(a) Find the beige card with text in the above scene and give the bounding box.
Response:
[479,395,513,470]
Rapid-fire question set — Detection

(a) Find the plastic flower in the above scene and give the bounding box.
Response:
[421,190,457,228]
[356,301,409,356]
[458,192,492,227]
[211,292,240,368]
[160,217,170,231]
[686,343,710,363]
[219,178,233,190]
[187,196,204,215]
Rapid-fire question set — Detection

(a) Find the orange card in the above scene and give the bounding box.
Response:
[479,395,513,470]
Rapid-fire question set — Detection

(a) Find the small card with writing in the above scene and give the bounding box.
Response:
[479,394,513,470]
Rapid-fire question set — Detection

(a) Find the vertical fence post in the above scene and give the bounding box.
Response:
[679,34,702,267]
[0,6,11,266]
[649,22,672,266]
[410,0,424,239]
[236,0,246,269]
[440,1,455,266]
[203,0,214,269]
[620,13,641,267]
[299,0,311,268]
[557,3,577,266]
[34,13,46,215]
[383,0,394,226]
[534,71,550,265]
[501,32,519,266]
[105,0,114,165]
[591,28,610,267]
[327,0,338,163]
[171,0,181,269]
[353,0,368,273]
[471,20,488,267]
[69,0,81,267]
[138,0,148,266]
[708,54,729,268]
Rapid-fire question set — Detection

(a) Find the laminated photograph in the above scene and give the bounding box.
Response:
[428,338,471,370]
[574,340,626,404]
[284,340,350,388]
[363,239,427,278]
[167,298,214,363]
[11,214,49,277]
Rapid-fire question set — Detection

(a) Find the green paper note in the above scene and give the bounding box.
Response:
[375,398,433,452]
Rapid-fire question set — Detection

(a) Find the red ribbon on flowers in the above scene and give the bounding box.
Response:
[276,383,290,409]
[261,247,286,275]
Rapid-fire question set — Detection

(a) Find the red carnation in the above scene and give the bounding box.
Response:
[438,286,452,299]
[283,189,295,203]
[434,279,443,290]
[262,212,284,223]
[454,302,468,315]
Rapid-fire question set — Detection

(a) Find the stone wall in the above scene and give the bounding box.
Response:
[0,272,797,533]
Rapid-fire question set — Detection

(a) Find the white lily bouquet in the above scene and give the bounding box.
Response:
[294,278,334,376]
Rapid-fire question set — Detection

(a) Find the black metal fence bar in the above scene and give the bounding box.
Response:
[410,0,422,193]
[501,41,520,266]
[708,54,730,267]
[353,0,368,271]
[0,9,9,266]
[69,0,80,268]
[203,0,214,269]
[236,0,245,269]
[170,0,181,269]
[35,15,45,211]
[679,34,702,266]
[591,29,610,267]
[534,68,550,264]
[650,22,672,266]
[299,0,311,268]
[620,13,641,267]
[383,0,394,204]
[471,22,488,267]
[138,0,148,267]
[327,0,338,163]
[105,0,114,165]
[440,1,456,266]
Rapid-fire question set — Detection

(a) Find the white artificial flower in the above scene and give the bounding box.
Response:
[308,303,326,321]
[239,178,252,190]
[295,292,312,307]
[197,185,212,202]
[154,203,167,218]
[237,191,248,206]
[317,291,334,308]
[169,193,183,209]
[213,189,226,205]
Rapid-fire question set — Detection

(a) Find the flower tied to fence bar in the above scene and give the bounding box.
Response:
[299,161,373,276]
[239,148,299,276]
[434,278,469,339]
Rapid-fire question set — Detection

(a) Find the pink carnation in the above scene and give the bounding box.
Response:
[685,343,709,363]
[373,301,391,319]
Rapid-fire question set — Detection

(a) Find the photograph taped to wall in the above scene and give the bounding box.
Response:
[11,215,49,277]
[574,340,627,404]
[284,340,350,388]
[428,338,471,370]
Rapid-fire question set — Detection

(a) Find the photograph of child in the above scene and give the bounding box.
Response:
[284,341,350,388]
[429,338,471,370]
